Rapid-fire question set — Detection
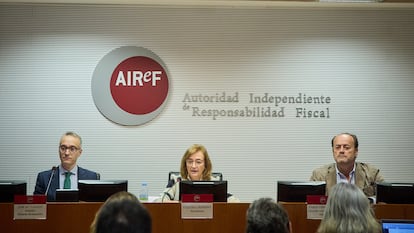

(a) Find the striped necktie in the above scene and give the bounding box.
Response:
[64,172,71,189]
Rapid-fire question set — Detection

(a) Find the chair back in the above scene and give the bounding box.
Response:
[166,171,223,187]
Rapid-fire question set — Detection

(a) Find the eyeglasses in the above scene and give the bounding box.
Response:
[59,145,80,153]
[186,159,204,166]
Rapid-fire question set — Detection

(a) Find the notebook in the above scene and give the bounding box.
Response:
[381,219,414,233]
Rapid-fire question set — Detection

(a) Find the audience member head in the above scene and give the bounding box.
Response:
[90,191,152,233]
[317,182,381,233]
[246,197,291,233]
[180,144,212,181]
[331,133,359,168]
[59,131,83,171]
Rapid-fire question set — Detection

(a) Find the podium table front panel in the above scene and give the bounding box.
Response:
[1,202,413,233]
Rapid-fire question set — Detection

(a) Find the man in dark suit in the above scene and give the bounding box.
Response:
[34,131,99,201]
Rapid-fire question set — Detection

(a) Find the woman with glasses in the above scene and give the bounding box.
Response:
[159,144,238,202]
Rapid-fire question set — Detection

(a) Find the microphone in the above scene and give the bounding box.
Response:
[45,166,57,196]
[166,177,182,188]
[166,179,174,188]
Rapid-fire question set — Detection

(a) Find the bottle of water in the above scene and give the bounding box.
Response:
[139,182,148,201]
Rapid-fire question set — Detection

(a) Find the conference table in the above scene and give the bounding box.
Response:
[1,202,413,233]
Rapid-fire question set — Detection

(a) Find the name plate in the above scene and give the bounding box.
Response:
[306,195,327,220]
[181,194,213,219]
[181,202,213,219]
[13,195,47,220]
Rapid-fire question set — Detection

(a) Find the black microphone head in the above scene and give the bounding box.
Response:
[166,179,174,188]
[177,177,182,182]
[52,166,57,171]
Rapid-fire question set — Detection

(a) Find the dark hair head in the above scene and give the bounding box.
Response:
[91,191,151,233]
[246,197,290,233]
[331,133,359,149]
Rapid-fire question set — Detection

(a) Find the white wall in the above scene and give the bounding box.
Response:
[0,3,413,202]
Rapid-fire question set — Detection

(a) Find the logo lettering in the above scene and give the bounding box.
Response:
[115,70,162,87]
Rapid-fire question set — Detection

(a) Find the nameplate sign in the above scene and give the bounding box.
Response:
[306,195,327,220]
[14,195,47,220]
[181,194,213,219]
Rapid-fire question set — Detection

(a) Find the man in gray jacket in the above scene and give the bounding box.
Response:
[310,133,384,197]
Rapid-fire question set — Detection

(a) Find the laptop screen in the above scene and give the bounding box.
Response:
[381,219,414,233]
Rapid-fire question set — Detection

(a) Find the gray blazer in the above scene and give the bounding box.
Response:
[310,162,384,196]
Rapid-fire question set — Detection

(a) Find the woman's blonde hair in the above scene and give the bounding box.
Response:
[180,144,212,180]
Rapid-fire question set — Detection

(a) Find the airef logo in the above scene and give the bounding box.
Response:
[92,46,170,126]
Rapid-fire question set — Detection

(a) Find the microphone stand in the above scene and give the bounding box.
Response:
[44,166,57,198]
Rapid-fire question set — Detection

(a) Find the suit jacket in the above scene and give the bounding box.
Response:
[310,162,384,196]
[34,166,99,201]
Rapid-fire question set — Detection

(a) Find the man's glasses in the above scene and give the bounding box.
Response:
[59,145,80,153]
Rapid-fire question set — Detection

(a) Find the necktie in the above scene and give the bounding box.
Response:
[64,172,71,189]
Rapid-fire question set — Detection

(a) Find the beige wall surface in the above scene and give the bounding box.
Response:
[0,3,413,201]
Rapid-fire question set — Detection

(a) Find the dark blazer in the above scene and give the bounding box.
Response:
[34,166,99,201]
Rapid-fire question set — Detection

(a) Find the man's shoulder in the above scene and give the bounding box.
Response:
[313,163,336,172]
[311,163,336,180]
[37,168,53,176]
[356,162,380,172]
[78,166,95,173]
[78,166,99,178]
[35,168,56,182]
[356,161,384,182]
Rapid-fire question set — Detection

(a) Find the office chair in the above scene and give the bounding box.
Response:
[166,171,223,188]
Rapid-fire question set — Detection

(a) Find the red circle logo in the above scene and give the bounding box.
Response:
[110,56,169,115]
[194,195,201,202]
[92,46,170,125]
